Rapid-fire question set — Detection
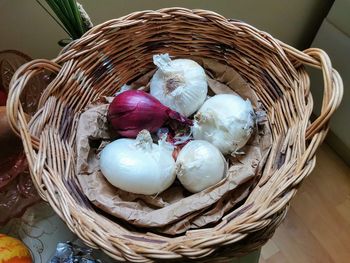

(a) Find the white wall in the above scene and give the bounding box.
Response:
[0,0,332,59]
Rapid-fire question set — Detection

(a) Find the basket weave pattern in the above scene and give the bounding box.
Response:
[7,8,343,262]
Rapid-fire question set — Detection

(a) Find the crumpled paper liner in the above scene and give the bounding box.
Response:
[76,58,272,234]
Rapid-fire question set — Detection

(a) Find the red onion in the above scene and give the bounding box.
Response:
[108,90,192,138]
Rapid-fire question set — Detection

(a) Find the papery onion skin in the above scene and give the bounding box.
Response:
[100,130,176,195]
[150,54,208,117]
[108,90,192,138]
[192,94,255,155]
[176,140,226,193]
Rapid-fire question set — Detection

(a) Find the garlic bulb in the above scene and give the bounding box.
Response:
[176,140,226,193]
[99,130,176,195]
[150,53,208,117]
[192,94,255,155]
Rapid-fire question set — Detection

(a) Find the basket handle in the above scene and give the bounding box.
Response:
[304,48,343,140]
[282,46,343,140]
[6,59,61,147]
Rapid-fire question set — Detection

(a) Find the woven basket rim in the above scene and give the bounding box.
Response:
[6,7,343,262]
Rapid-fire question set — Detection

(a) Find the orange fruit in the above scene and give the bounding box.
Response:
[0,234,32,263]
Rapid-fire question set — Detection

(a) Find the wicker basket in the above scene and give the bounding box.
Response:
[7,8,343,262]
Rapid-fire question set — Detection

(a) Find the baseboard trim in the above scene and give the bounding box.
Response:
[325,130,350,166]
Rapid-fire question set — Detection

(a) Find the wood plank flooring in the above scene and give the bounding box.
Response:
[260,143,350,263]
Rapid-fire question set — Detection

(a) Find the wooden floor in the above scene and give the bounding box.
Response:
[259,143,350,263]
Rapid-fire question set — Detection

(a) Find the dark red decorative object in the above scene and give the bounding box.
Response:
[0,50,47,226]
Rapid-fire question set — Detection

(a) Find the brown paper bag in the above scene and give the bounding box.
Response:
[75,58,272,234]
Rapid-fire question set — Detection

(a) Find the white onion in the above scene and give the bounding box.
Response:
[176,140,226,193]
[150,53,208,117]
[99,130,175,195]
[192,94,255,155]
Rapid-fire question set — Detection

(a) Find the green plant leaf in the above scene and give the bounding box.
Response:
[61,0,76,27]
[35,0,70,36]
[46,0,78,38]
[68,0,84,36]
[37,0,89,39]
